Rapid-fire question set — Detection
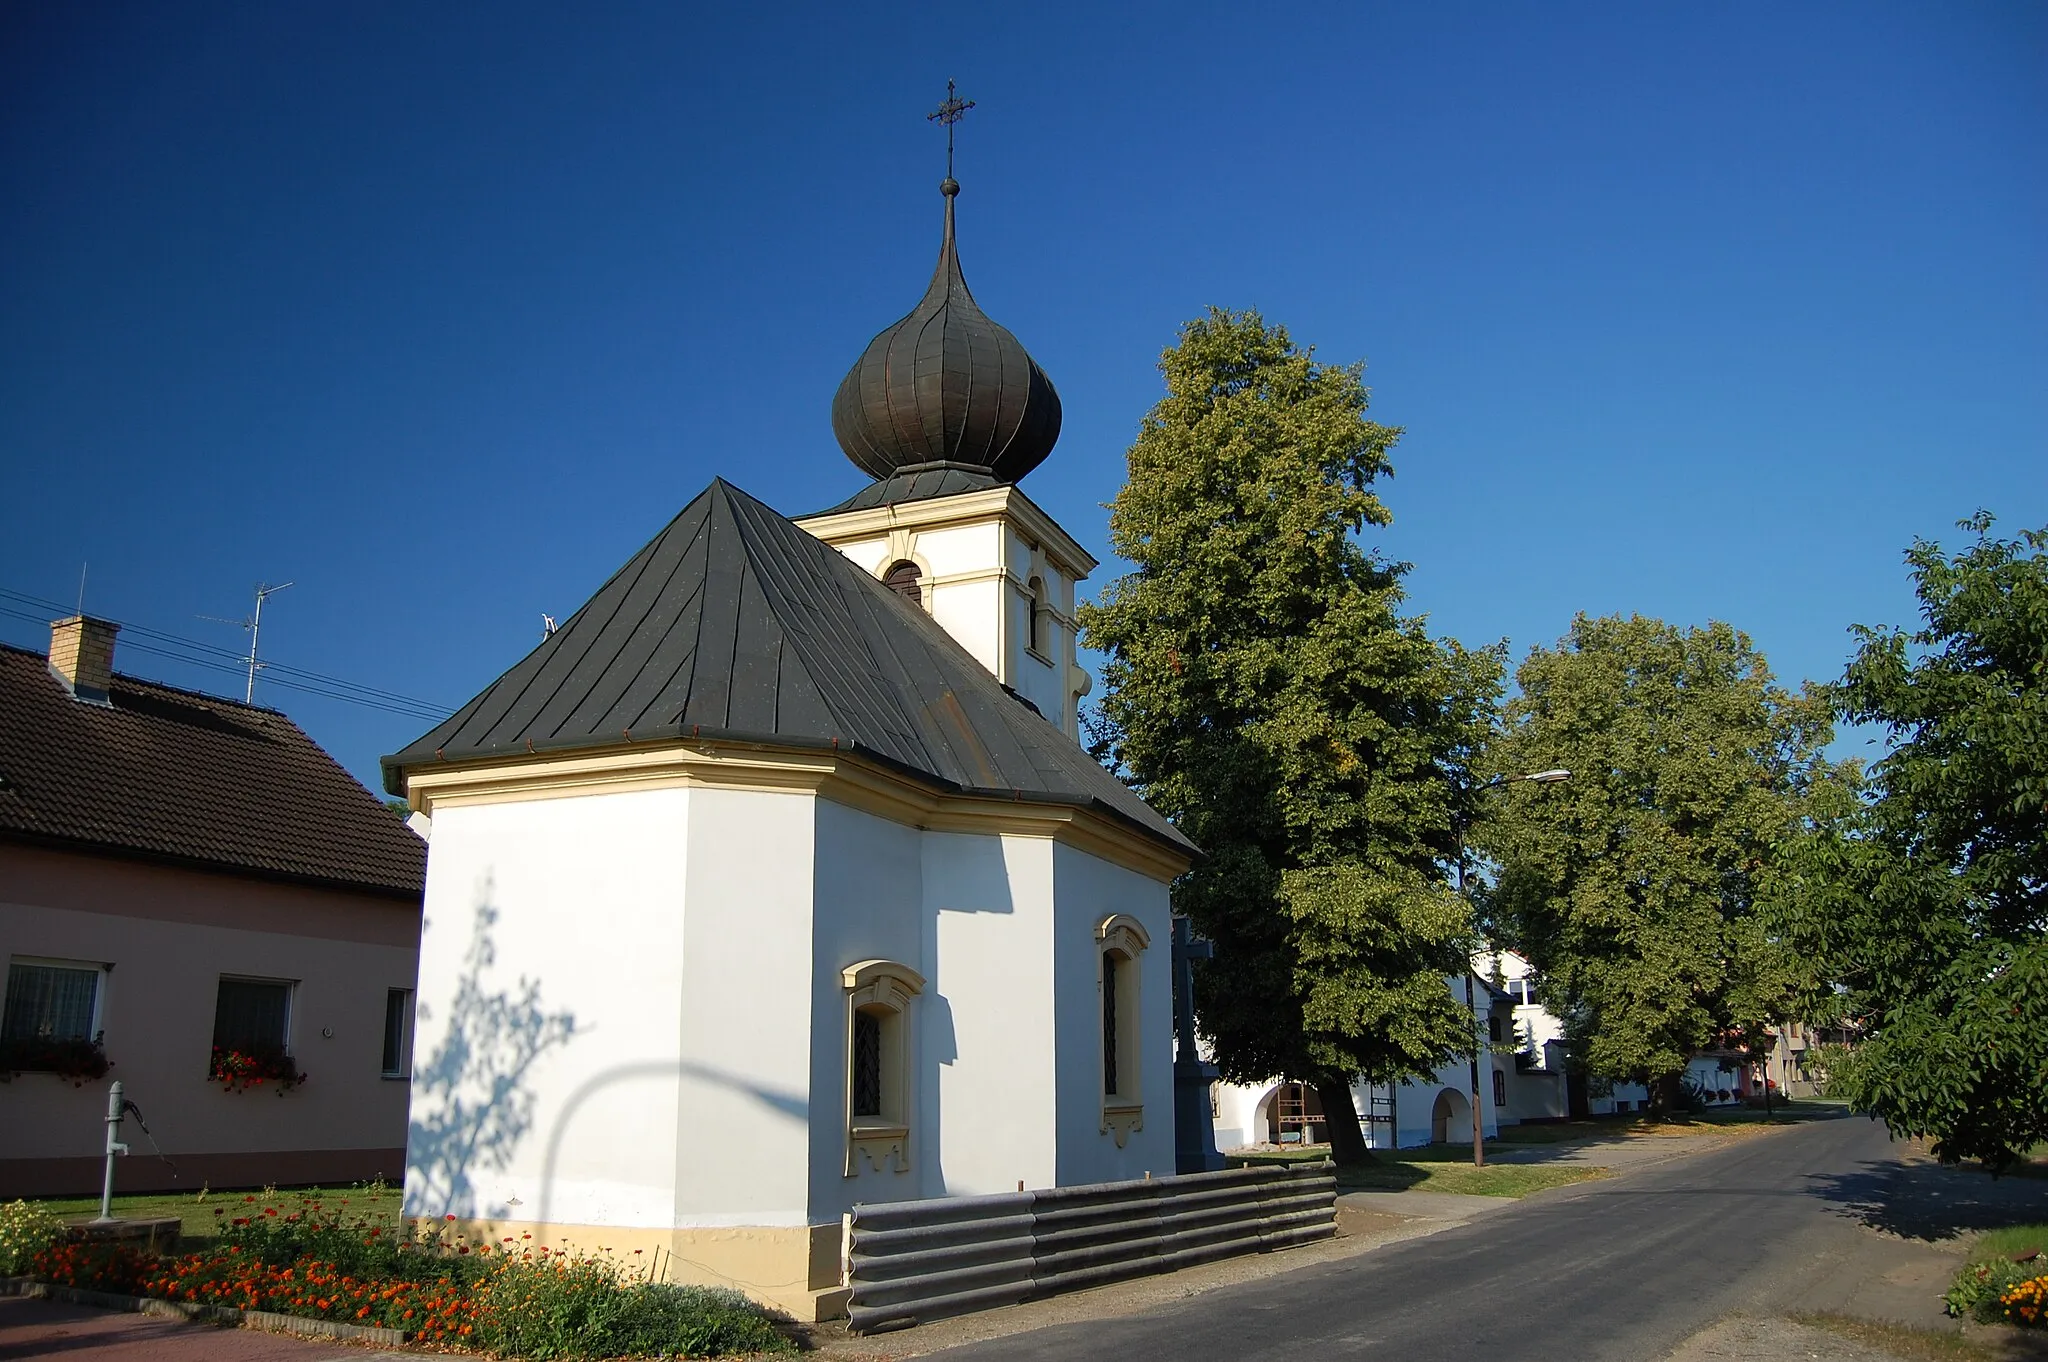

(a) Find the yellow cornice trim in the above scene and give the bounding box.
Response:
[401,739,1189,883]
[796,485,1098,580]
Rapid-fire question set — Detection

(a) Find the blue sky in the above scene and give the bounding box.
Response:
[3,3,2042,794]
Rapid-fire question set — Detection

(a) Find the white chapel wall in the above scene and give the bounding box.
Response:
[923,830,1059,1195]
[806,798,925,1217]
[405,788,691,1230]
[1051,843,1175,1184]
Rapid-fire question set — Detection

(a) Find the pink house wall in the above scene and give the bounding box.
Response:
[0,842,419,1196]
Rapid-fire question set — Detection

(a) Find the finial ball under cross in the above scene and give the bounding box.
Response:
[927,79,975,192]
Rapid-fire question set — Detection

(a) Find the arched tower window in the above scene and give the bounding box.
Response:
[883,560,923,606]
[1026,575,1047,657]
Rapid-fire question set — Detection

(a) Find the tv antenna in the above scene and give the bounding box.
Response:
[200,581,294,703]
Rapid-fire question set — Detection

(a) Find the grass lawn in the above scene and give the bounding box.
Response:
[18,1183,404,1249]
[1966,1223,2048,1265]
[1231,1147,1611,1199]
[1793,1312,2008,1362]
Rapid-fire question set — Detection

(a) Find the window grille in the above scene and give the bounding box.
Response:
[1101,953,1119,1097]
[852,1010,883,1118]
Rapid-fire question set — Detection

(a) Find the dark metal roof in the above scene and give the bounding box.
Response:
[0,645,426,899]
[383,480,1191,859]
[830,182,1062,486]
[813,461,1002,516]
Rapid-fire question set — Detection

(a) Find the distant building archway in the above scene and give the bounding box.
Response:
[1257,1081,1326,1145]
[1430,1087,1471,1144]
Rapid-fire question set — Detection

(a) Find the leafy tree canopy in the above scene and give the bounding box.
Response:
[1476,614,1837,1112]
[1770,516,2048,1169]
[1080,308,1501,1162]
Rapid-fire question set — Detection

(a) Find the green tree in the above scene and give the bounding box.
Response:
[1476,615,1836,1115]
[1770,517,2047,1169]
[1080,308,1502,1165]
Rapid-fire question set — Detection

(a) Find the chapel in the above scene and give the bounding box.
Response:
[383,164,1194,1319]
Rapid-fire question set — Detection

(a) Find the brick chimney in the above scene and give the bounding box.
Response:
[49,615,120,705]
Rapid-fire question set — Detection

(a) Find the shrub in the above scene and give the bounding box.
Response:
[476,1251,792,1359]
[0,1200,65,1275]
[1946,1257,2041,1322]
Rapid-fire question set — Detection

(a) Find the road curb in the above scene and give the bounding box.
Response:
[0,1274,409,1347]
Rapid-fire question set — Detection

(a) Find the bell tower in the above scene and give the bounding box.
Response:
[796,86,1093,739]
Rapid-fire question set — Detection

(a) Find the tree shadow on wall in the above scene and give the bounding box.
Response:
[407,881,577,1220]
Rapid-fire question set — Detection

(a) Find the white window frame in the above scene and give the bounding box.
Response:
[841,959,923,1176]
[1096,914,1150,1148]
[212,975,297,1056]
[380,987,415,1079]
[2,956,111,1043]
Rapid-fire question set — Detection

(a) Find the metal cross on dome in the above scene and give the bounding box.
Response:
[927,80,975,181]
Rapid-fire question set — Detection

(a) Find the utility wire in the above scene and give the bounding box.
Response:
[0,591,453,722]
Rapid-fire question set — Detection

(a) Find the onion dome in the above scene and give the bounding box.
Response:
[831,179,1062,484]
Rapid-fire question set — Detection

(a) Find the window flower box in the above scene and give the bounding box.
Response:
[0,1033,111,1085]
[208,1045,306,1094]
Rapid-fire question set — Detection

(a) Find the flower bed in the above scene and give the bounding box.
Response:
[1999,1274,2048,1328]
[24,1192,792,1358]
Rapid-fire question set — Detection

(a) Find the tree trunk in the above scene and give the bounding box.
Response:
[1646,1072,1684,1121]
[1315,1076,1372,1168]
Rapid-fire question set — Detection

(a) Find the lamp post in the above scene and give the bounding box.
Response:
[1459,768,1570,1168]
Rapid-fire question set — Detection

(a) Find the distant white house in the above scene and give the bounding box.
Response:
[1209,948,1653,1153]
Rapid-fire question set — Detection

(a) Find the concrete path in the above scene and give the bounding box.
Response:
[0,1296,412,1361]
[924,1116,2048,1361]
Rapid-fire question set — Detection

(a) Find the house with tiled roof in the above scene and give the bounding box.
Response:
[0,617,425,1197]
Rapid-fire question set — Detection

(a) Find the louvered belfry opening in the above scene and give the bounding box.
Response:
[883,560,923,605]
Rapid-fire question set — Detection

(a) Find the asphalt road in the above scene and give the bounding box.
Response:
[928,1116,2047,1362]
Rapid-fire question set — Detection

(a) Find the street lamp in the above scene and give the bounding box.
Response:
[1459,768,1571,1168]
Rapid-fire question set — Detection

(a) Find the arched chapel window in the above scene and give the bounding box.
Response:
[842,959,923,1176]
[1097,914,1150,1148]
[883,560,922,606]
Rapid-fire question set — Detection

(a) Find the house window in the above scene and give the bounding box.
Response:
[1487,1014,1503,1044]
[1096,914,1151,1147]
[841,959,923,1175]
[883,560,923,606]
[380,988,413,1079]
[2,959,105,1043]
[213,978,293,1059]
[1493,1069,1507,1108]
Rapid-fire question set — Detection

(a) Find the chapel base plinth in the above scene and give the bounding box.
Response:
[414,1217,849,1321]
